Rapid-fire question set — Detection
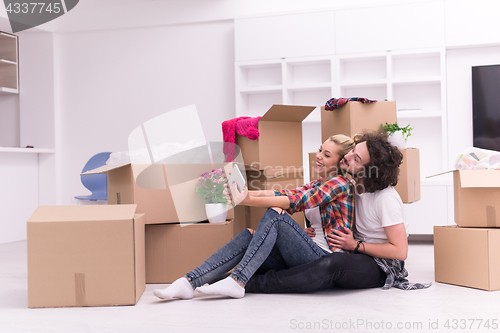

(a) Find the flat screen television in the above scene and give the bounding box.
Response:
[472,64,500,152]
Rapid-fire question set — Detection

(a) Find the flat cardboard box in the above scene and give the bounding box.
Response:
[429,170,500,227]
[145,220,244,283]
[27,204,145,308]
[235,104,315,169]
[394,148,421,204]
[321,101,397,143]
[434,225,500,291]
[84,162,234,224]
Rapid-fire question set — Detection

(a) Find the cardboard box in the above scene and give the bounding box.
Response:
[394,148,420,204]
[240,168,305,229]
[145,220,244,283]
[27,205,145,308]
[321,101,397,143]
[84,162,234,224]
[434,225,500,291]
[429,170,500,227]
[236,104,315,169]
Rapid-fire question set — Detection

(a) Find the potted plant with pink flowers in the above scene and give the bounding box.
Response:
[196,168,230,223]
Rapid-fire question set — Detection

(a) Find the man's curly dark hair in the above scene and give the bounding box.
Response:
[353,131,403,193]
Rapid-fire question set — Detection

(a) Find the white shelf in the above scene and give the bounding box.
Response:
[0,31,18,93]
[239,86,283,94]
[0,147,55,153]
[397,111,442,120]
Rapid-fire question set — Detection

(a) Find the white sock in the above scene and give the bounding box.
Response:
[153,277,194,300]
[196,277,245,299]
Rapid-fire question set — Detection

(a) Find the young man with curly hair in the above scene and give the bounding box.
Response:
[245,131,431,293]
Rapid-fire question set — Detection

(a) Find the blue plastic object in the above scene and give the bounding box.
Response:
[75,152,112,201]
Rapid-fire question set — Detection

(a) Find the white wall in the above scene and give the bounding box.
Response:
[446,46,500,168]
[56,20,235,204]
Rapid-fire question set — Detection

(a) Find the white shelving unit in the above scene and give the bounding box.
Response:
[0,32,19,94]
[235,48,449,234]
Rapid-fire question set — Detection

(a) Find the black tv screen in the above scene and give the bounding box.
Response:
[472,64,500,152]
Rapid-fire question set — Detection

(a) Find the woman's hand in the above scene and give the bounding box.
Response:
[304,227,316,238]
[327,228,357,251]
[225,181,250,206]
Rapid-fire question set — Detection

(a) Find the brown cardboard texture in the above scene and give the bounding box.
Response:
[321,101,397,143]
[243,169,305,229]
[235,104,315,169]
[145,221,235,283]
[394,148,421,204]
[434,226,500,291]
[84,162,234,224]
[27,205,145,308]
[309,152,320,182]
[429,170,500,227]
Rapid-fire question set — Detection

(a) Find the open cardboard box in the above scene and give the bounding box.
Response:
[321,101,397,142]
[236,104,316,170]
[434,225,500,291]
[145,220,245,283]
[84,143,239,224]
[27,204,145,308]
[429,169,500,227]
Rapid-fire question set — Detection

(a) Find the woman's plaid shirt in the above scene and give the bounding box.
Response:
[274,176,355,252]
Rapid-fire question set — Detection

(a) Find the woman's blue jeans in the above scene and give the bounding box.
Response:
[185,208,329,289]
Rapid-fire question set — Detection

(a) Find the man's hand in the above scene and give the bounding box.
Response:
[327,228,356,251]
[304,227,316,238]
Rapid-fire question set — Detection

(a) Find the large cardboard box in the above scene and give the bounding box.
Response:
[27,205,145,308]
[321,101,397,142]
[434,226,500,291]
[235,104,315,169]
[84,163,234,224]
[145,220,245,283]
[394,148,420,204]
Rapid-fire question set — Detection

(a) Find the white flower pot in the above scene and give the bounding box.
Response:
[388,131,407,149]
[205,203,228,223]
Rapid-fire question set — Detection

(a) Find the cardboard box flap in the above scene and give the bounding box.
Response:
[458,170,500,188]
[28,204,138,223]
[82,163,130,175]
[260,105,316,122]
[428,169,500,187]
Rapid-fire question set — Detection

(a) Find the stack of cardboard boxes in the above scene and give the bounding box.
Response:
[27,150,246,307]
[234,105,317,229]
[26,100,423,308]
[315,101,421,204]
[434,170,500,291]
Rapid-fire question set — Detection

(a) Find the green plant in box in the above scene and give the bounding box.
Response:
[196,168,230,204]
[382,122,413,142]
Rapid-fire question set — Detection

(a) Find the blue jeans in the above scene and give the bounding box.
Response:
[185,208,329,288]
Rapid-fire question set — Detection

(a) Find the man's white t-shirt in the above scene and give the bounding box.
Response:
[354,186,408,243]
[304,206,332,253]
